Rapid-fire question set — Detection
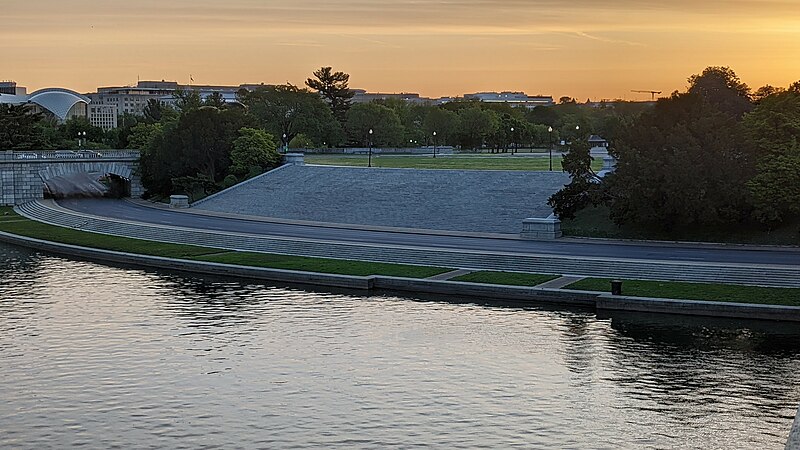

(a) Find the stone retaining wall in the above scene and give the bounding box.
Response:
[2,230,800,323]
[0,157,142,205]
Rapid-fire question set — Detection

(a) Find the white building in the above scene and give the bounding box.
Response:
[0,85,90,124]
[88,104,118,131]
[87,80,253,127]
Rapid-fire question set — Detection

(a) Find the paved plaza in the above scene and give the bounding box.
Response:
[194,165,570,233]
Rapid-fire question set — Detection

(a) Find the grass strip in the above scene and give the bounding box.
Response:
[452,271,559,286]
[0,215,221,258]
[305,155,604,172]
[192,252,448,278]
[564,278,800,306]
[0,209,450,278]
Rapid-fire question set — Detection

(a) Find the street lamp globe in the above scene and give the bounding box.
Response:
[548,126,553,133]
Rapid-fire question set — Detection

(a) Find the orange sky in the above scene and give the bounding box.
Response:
[3,0,799,100]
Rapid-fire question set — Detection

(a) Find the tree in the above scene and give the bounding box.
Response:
[603,92,755,230]
[345,103,404,146]
[127,123,163,150]
[376,98,427,145]
[423,108,459,147]
[139,106,253,197]
[548,133,601,219]
[230,127,280,177]
[743,89,800,223]
[752,85,785,104]
[142,99,165,123]
[175,107,251,180]
[239,84,342,148]
[204,92,226,108]
[525,106,560,128]
[173,88,203,112]
[0,104,46,150]
[305,66,354,124]
[456,107,498,150]
[688,66,752,118]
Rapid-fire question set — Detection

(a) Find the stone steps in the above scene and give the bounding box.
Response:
[15,200,800,288]
[192,164,571,233]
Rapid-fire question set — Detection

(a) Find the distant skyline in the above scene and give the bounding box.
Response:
[3,0,799,100]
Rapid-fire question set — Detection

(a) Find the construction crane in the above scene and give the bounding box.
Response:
[631,90,662,100]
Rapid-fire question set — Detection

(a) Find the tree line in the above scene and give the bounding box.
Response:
[1,65,650,200]
[550,66,800,232]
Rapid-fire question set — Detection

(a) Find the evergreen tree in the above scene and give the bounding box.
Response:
[305,66,354,125]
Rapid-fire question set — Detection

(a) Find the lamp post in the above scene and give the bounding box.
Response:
[77,131,87,149]
[510,127,514,154]
[368,128,373,168]
[548,126,553,171]
[432,131,437,158]
[282,133,287,153]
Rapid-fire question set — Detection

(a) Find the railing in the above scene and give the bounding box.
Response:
[0,150,140,161]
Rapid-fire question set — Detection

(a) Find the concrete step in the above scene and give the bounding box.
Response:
[15,200,800,288]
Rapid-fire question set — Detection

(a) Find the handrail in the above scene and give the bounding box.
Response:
[0,150,140,161]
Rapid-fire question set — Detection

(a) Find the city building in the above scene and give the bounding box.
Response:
[463,92,554,108]
[0,81,27,95]
[350,89,433,105]
[87,80,258,127]
[88,104,118,131]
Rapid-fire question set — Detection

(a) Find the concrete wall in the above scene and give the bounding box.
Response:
[0,153,141,205]
[3,229,800,323]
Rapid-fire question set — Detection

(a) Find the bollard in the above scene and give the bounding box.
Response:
[611,280,623,296]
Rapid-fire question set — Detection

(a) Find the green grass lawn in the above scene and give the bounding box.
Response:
[304,154,604,172]
[452,271,559,286]
[562,205,800,246]
[0,209,450,278]
[565,278,800,306]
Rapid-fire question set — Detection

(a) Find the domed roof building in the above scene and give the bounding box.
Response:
[27,88,90,122]
[0,86,90,124]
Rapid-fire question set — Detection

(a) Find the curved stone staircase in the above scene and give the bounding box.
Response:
[13,200,800,288]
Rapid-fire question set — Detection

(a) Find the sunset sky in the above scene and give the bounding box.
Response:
[3,0,799,100]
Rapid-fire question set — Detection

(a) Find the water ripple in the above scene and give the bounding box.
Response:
[0,243,798,449]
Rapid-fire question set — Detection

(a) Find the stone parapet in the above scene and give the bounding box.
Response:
[283,153,305,165]
[521,215,562,240]
[169,195,190,208]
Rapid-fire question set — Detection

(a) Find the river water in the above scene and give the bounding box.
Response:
[1,242,798,449]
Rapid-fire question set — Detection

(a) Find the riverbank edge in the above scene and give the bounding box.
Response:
[2,230,800,323]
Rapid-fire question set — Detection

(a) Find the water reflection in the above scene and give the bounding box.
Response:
[0,242,798,449]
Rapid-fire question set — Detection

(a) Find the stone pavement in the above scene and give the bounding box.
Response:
[194,165,570,233]
[20,200,800,288]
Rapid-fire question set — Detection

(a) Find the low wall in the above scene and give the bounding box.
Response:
[3,230,800,323]
[521,216,562,239]
[788,405,800,450]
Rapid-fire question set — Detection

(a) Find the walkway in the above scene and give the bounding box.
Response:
[14,199,800,288]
